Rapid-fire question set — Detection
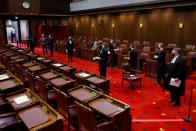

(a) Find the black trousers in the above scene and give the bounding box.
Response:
[50,47,53,56]
[42,44,48,54]
[170,87,181,105]
[99,63,107,77]
[157,65,166,84]
[68,52,73,61]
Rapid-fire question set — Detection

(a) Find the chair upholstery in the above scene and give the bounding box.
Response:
[54,88,78,131]
[75,101,114,131]
[36,77,57,108]
[0,112,23,131]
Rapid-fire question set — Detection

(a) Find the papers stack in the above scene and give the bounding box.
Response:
[0,74,9,80]
[14,95,30,104]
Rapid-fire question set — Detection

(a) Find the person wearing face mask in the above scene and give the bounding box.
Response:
[47,34,54,57]
[154,43,166,86]
[129,44,138,73]
[40,33,48,54]
[108,39,116,68]
[65,36,75,61]
[99,42,108,77]
[166,48,186,107]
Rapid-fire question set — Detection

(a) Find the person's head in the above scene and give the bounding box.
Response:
[110,39,114,44]
[130,44,135,49]
[42,34,44,37]
[68,36,72,40]
[48,34,52,38]
[172,48,181,56]
[158,43,164,49]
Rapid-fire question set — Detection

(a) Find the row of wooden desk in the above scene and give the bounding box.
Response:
[0,44,132,131]
[0,69,64,131]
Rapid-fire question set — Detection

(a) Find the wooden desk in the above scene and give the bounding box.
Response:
[28,65,46,74]
[74,70,94,85]
[39,71,59,81]
[21,62,37,68]
[88,95,131,131]
[36,57,53,65]
[18,102,64,131]
[86,75,110,95]
[58,65,76,77]
[68,85,101,104]
[0,76,23,94]
[49,76,75,93]
[14,57,27,63]
[6,89,38,111]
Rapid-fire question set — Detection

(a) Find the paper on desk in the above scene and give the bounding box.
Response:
[14,95,29,104]
[0,74,9,80]
[37,57,45,60]
[53,63,62,67]
[169,78,181,87]
[79,72,90,77]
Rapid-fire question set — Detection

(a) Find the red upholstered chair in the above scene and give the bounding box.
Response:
[54,88,78,131]
[75,101,114,131]
[0,112,24,131]
[121,64,142,88]
[35,77,57,108]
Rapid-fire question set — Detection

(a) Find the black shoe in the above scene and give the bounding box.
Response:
[172,103,180,107]
[168,99,174,103]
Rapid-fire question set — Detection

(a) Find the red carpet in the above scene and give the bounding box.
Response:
[12,43,196,131]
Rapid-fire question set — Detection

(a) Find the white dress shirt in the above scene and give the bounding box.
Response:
[170,55,179,63]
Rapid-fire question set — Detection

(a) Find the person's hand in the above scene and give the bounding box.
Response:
[74,49,75,52]
[154,55,158,59]
[66,49,68,53]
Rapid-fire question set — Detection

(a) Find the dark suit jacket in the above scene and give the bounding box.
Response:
[167,56,186,95]
[66,40,75,54]
[156,49,166,71]
[129,48,138,68]
[47,37,54,48]
[99,48,108,66]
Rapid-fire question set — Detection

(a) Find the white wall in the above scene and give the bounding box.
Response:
[70,0,173,12]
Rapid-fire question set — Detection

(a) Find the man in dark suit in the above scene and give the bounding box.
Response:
[166,48,186,107]
[47,34,54,57]
[154,43,166,85]
[66,36,75,61]
[40,33,48,54]
[129,44,138,73]
[108,39,116,68]
[99,43,108,77]
[28,34,35,53]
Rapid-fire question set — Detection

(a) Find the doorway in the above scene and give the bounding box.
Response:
[5,19,29,43]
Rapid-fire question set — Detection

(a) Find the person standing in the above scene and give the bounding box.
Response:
[154,43,166,86]
[166,48,186,107]
[28,35,35,53]
[66,36,75,61]
[47,34,54,57]
[108,39,116,68]
[10,31,16,43]
[129,44,138,72]
[99,42,108,77]
[40,34,48,54]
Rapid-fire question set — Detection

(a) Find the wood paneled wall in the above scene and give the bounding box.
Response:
[67,7,196,46]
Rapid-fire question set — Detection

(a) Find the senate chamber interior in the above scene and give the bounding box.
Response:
[0,0,196,131]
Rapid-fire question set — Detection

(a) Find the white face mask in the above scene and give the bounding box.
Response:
[171,50,175,54]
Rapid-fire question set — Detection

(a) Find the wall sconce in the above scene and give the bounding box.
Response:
[139,23,143,28]
[91,24,94,28]
[112,23,115,28]
[179,22,183,29]
[76,24,79,28]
